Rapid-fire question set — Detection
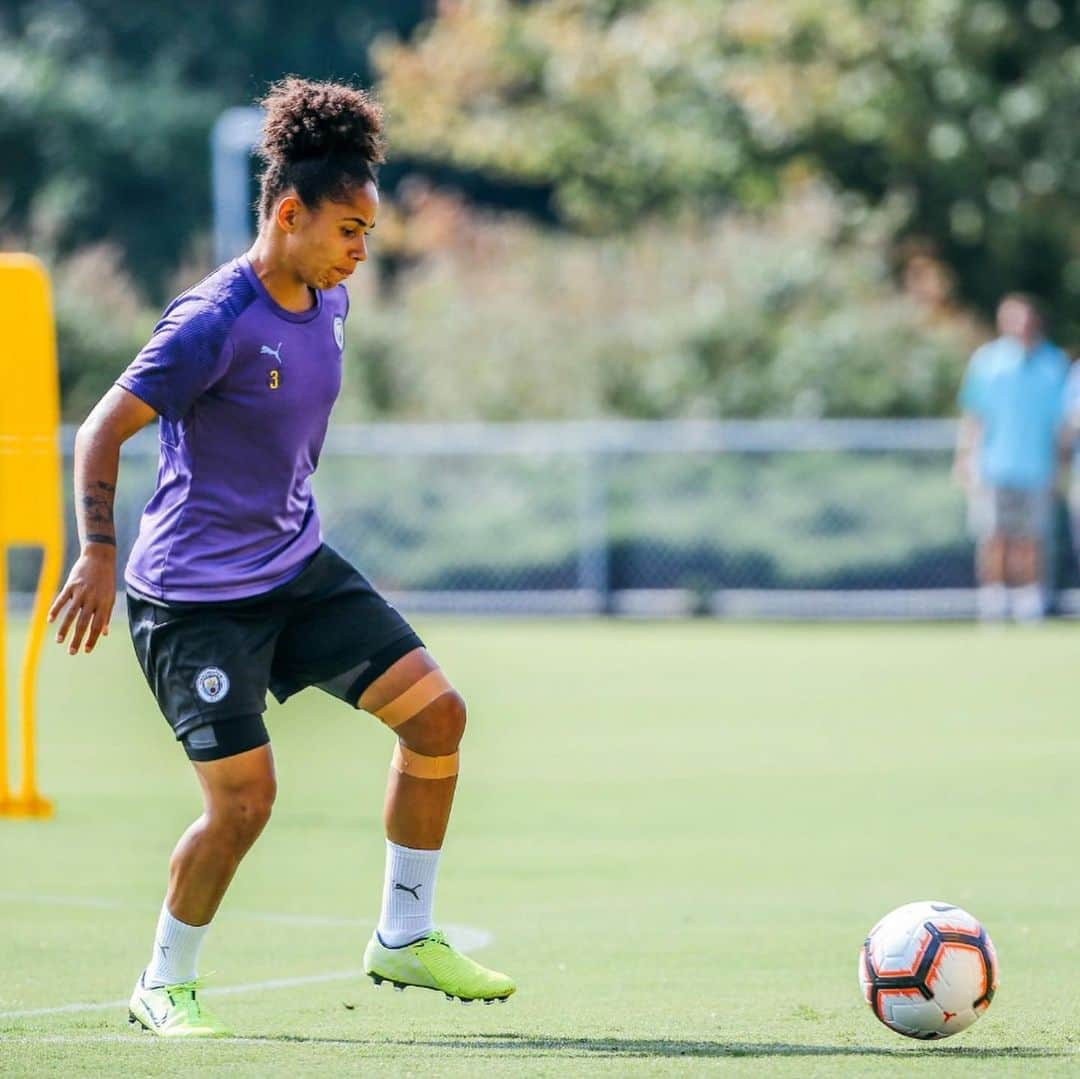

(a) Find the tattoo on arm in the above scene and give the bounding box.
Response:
[80,480,117,544]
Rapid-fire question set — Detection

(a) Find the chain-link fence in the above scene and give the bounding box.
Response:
[9,419,1079,618]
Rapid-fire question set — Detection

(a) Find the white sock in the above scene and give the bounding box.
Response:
[143,904,210,988]
[976,584,1008,622]
[377,840,441,948]
[1011,584,1045,623]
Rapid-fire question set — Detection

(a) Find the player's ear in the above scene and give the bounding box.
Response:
[275,195,304,233]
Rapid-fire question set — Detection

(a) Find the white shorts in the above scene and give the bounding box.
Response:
[968,486,1050,542]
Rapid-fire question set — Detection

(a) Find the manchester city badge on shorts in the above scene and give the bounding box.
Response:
[333,314,345,350]
[195,666,230,704]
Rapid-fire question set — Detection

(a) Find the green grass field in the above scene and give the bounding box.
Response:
[2,617,1079,1077]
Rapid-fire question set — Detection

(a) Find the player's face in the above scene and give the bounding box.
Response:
[285,180,379,291]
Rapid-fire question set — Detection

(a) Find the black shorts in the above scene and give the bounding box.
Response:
[127,545,423,753]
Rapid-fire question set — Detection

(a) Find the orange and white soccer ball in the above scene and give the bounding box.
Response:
[859,901,999,1039]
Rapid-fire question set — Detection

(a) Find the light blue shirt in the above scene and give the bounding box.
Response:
[958,336,1068,489]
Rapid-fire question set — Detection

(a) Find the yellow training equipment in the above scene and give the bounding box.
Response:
[0,254,61,818]
[391,743,460,781]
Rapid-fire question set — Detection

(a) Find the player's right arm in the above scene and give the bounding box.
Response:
[48,386,158,656]
[953,350,985,493]
[952,413,980,493]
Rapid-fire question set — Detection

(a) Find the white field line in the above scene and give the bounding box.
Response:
[0,891,366,928]
[0,892,491,947]
[0,969,364,1021]
[0,891,492,1023]
[0,1034,385,1047]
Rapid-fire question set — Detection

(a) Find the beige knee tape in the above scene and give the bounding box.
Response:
[374,669,454,730]
[392,742,460,780]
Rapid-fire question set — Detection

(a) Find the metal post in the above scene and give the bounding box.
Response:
[577,451,610,613]
[211,107,265,265]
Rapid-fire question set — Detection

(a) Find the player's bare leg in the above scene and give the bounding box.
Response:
[169,745,278,924]
[358,649,515,1002]
[976,533,1008,622]
[129,743,276,1037]
[360,648,460,849]
[1006,535,1044,623]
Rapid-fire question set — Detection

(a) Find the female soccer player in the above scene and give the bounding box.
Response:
[48,77,515,1037]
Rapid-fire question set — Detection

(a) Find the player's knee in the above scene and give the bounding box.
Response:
[210,776,276,847]
[223,799,274,850]
[398,690,466,756]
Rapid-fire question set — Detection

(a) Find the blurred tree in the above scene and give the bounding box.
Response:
[0,0,432,294]
[4,0,1075,421]
[376,0,783,228]
[376,0,1080,343]
[335,186,976,423]
[804,0,1080,346]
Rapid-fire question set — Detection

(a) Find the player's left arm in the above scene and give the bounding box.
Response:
[1056,359,1080,492]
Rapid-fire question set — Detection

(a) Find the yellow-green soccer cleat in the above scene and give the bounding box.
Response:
[364,930,516,1004]
[128,973,232,1037]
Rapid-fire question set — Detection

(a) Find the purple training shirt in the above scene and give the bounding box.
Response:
[118,256,347,602]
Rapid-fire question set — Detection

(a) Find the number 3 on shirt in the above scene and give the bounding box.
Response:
[268,369,280,390]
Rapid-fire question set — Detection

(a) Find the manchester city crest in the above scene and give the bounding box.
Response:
[195,666,230,704]
[333,314,345,350]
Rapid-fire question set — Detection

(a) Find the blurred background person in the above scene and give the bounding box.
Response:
[954,294,1069,623]
[1060,356,1080,579]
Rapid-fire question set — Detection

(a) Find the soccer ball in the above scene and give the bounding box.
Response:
[858,901,998,1040]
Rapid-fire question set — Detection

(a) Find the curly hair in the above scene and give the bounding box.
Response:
[255,76,386,223]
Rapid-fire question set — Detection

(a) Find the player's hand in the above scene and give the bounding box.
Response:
[48,547,116,655]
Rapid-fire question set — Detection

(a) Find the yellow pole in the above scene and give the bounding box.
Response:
[0,254,60,818]
[15,538,59,815]
[0,544,9,811]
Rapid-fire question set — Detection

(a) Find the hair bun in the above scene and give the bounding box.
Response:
[258,76,385,166]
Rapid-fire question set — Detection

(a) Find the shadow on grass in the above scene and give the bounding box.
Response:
[263,1033,1069,1059]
